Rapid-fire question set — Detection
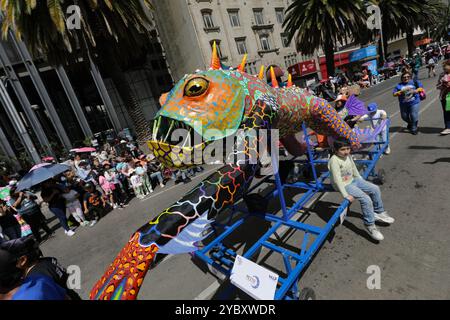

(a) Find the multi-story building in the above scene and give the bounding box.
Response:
[0,15,173,168]
[154,0,314,82]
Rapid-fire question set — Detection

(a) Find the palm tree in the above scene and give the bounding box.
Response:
[377,0,444,59]
[283,0,370,77]
[429,1,450,43]
[1,0,155,145]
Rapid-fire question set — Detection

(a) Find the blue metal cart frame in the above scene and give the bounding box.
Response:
[194,119,390,300]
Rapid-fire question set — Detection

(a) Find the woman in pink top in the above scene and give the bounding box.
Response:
[437,60,450,135]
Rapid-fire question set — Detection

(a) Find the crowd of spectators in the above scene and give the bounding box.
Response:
[0,139,205,241]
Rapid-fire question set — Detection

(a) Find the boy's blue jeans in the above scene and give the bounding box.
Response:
[345,178,385,226]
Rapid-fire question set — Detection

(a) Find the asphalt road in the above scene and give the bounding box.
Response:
[40,66,450,300]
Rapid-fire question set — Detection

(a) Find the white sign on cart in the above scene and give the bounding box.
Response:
[230,255,279,300]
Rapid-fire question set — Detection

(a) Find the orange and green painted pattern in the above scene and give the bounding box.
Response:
[90,67,359,300]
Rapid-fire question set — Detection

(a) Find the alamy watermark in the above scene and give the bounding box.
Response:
[159,125,281,175]
[66,5,81,30]
[66,265,81,290]
[366,5,382,31]
[366,265,381,290]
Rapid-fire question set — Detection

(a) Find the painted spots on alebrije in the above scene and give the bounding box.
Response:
[91,67,360,300]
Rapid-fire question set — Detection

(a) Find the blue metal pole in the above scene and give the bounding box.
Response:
[271,150,289,220]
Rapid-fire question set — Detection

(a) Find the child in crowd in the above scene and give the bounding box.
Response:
[61,187,89,227]
[82,183,106,226]
[328,139,394,241]
[103,162,126,207]
[130,173,145,199]
[98,170,119,209]
[135,161,152,195]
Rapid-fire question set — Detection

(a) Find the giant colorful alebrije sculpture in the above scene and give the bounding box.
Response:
[90,43,362,300]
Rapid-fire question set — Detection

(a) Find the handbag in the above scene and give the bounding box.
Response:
[414,80,426,101]
[9,205,33,237]
[14,214,33,237]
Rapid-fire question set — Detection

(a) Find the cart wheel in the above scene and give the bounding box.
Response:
[377,169,386,185]
[298,287,316,301]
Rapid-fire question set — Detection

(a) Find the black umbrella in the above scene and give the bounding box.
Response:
[16,163,71,191]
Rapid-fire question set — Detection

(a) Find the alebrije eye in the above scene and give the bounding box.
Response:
[184,78,209,97]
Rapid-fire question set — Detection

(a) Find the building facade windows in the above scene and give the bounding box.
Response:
[245,61,258,75]
[275,8,285,24]
[284,54,298,68]
[281,34,290,48]
[253,9,265,25]
[235,38,247,55]
[210,40,224,58]
[228,10,241,27]
[202,10,215,29]
[260,35,271,51]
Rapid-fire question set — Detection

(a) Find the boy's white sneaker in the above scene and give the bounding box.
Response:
[365,225,384,241]
[384,146,391,155]
[89,220,98,227]
[65,230,75,237]
[375,212,395,224]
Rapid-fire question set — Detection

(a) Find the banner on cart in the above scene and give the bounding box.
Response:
[230,255,279,300]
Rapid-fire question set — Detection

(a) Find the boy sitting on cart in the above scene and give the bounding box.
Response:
[328,139,395,241]
[357,103,391,155]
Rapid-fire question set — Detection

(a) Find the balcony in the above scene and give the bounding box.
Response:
[204,26,220,33]
[258,48,280,57]
[251,20,274,31]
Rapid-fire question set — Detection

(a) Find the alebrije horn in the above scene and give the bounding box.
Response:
[258,65,265,80]
[210,41,221,70]
[287,74,293,87]
[270,66,279,88]
[237,54,248,72]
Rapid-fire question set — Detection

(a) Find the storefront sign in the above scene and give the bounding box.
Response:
[349,45,378,62]
[299,60,317,76]
[288,59,317,77]
[363,59,379,76]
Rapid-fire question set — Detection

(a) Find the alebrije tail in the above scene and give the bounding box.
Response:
[90,233,158,300]
[307,98,361,149]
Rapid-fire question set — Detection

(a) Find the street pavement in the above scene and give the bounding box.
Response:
[40,66,450,300]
